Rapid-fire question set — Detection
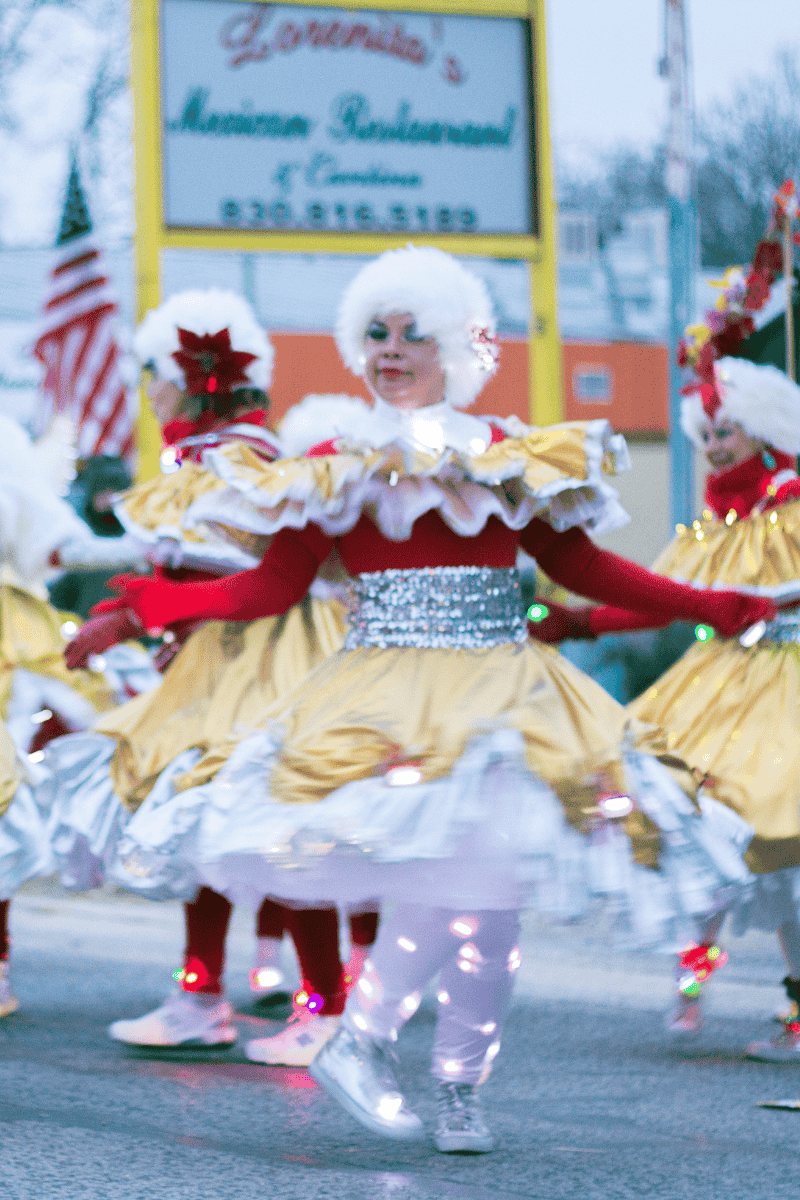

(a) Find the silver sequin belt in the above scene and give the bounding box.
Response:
[344,565,527,650]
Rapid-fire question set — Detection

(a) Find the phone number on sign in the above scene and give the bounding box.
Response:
[220,199,479,233]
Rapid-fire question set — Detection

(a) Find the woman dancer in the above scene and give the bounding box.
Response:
[0,411,155,1016]
[534,357,800,1055]
[100,247,771,1151]
[57,289,365,1052]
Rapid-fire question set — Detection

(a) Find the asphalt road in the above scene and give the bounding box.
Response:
[1,880,799,1200]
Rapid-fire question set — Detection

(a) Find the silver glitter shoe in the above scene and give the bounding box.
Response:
[434,1082,495,1153]
[309,1026,423,1141]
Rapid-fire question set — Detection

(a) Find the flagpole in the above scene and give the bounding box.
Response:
[784,216,795,381]
[664,0,697,527]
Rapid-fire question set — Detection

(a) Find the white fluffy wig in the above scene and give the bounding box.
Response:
[133,289,274,391]
[680,356,800,454]
[335,246,499,408]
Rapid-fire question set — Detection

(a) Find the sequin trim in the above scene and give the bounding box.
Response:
[344,566,527,650]
[757,612,800,644]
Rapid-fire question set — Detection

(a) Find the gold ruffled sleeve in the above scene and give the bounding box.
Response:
[189,419,629,548]
[116,464,269,568]
[117,465,227,544]
[652,498,800,590]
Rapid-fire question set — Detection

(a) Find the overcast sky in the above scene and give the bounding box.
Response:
[547,0,800,166]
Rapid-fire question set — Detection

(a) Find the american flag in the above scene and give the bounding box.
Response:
[34,158,136,462]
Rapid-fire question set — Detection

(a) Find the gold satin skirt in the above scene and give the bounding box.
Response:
[0,584,118,720]
[180,640,697,868]
[0,721,22,819]
[97,596,348,811]
[630,638,800,873]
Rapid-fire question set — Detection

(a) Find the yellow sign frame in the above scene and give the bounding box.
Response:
[131,0,561,478]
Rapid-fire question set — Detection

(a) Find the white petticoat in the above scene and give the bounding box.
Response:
[0,646,159,898]
[730,865,800,935]
[109,726,754,949]
[40,731,202,897]
[0,778,53,899]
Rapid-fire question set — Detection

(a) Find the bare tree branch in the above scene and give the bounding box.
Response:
[558,48,800,268]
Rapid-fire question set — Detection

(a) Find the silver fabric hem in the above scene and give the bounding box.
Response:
[112,726,753,947]
[0,783,54,898]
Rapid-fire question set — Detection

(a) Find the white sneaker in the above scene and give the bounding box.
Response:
[108,991,237,1047]
[747,1019,800,1062]
[0,960,18,1018]
[245,1013,340,1066]
[434,1082,495,1153]
[309,1026,423,1140]
[666,993,704,1038]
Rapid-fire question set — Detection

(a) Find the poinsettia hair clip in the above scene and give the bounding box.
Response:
[172,327,258,397]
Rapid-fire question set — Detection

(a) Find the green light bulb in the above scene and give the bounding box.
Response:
[528,603,549,622]
[694,624,714,643]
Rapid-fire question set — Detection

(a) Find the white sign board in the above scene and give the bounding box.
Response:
[160,2,537,236]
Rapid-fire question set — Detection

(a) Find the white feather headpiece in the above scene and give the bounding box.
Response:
[133,289,274,391]
[680,357,800,454]
[335,246,499,408]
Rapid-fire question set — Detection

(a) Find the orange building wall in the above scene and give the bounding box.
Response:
[267,332,670,434]
[268,332,531,425]
[562,340,669,434]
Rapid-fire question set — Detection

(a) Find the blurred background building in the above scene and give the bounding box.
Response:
[0,212,702,567]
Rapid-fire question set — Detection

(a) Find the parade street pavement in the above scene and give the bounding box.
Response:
[1,881,800,1200]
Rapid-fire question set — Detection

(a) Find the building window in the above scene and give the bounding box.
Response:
[573,365,613,403]
[559,214,597,263]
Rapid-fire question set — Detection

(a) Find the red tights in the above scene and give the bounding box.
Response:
[182,888,379,1016]
[0,899,8,960]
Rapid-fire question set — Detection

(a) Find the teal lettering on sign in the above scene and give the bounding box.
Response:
[169,88,314,138]
[306,153,421,188]
[328,94,517,148]
[160,2,535,234]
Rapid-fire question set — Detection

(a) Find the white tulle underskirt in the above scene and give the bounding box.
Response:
[39,720,759,949]
[730,865,800,935]
[0,780,53,899]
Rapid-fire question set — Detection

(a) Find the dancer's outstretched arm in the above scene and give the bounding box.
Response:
[521,518,774,639]
[65,525,334,668]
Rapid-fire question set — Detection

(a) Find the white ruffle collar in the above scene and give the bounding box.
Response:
[366,399,493,457]
[278,393,494,459]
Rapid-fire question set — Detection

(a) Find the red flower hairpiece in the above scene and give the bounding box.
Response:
[678,179,799,388]
[681,379,721,420]
[172,327,257,396]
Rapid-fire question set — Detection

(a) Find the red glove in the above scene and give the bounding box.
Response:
[102,526,334,630]
[522,521,777,638]
[90,594,130,615]
[152,620,207,673]
[527,599,594,643]
[64,609,145,669]
[677,590,775,637]
[587,598,777,637]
